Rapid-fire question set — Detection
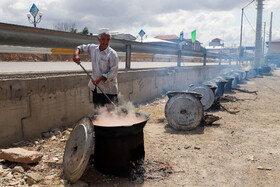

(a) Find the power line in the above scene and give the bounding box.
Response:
[243,0,256,9]
[244,11,256,33]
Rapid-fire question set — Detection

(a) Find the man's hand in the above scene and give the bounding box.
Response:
[73,54,80,64]
[91,79,97,86]
[73,49,80,64]
[93,76,107,86]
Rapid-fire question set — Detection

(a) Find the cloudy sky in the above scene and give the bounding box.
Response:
[1,0,280,47]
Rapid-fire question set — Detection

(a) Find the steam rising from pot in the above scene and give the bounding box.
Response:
[93,102,146,127]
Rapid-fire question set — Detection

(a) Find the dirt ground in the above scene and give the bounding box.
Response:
[1,68,280,187]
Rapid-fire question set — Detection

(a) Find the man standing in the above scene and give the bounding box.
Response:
[73,28,119,107]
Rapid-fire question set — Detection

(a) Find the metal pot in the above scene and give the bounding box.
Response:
[204,83,217,96]
[188,85,215,111]
[93,112,149,137]
[63,112,150,181]
[261,66,272,74]
[93,112,149,176]
[224,77,234,92]
[215,80,227,98]
[165,92,204,130]
[247,69,257,79]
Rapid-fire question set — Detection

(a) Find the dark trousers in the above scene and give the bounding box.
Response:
[92,88,118,108]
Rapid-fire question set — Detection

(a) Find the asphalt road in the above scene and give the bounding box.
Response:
[0,61,234,74]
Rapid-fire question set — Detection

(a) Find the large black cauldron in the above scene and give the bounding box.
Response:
[93,112,149,176]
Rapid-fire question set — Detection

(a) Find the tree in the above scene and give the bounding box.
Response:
[70,28,78,33]
[53,21,76,32]
[79,27,89,35]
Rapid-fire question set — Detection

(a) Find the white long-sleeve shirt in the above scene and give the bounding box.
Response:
[77,44,119,94]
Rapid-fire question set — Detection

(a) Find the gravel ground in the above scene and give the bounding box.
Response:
[0,68,280,187]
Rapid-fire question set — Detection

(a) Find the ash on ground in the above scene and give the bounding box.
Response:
[129,160,173,184]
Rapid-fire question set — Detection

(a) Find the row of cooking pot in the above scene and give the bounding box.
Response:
[164,65,275,131]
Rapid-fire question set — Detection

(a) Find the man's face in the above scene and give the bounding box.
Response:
[98,34,110,51]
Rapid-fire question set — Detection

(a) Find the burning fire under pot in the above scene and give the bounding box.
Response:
[63,111,150,183]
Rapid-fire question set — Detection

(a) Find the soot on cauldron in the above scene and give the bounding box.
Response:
[92,109,149,176]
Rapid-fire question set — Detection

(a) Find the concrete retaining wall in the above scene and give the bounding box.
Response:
[0,65,227,146]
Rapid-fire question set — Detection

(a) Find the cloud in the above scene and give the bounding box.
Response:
[0,0,280,47]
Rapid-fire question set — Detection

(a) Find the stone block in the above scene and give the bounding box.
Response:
[0,148,43,164]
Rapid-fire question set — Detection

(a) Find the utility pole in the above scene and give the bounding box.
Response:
[268,12,273,54]
[239,8,244,65]
[262,22,266,57]
[254,0,264,68]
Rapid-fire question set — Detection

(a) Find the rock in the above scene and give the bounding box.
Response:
[42,132,51,138]
[0,148,43,164]
[17,163,30,171]
[19,179,26,186]
[26,173,42,185]
[0,164,5,172]
[71,180,89,187]
[8,163,16,169]
[37,146,43,151]
[257,166,272,171]
[8,180,20,186]
[50,136,57,141]
[60,138,67,142]
[184,146,191,149]
[5,172,13,179]
[11,140,25,147]
[12,166,25,173]
[247,155,255,161]
[2,163,8,169]
[45,175,55,180]
[52,128,61,136]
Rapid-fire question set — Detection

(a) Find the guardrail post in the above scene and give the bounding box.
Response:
[203,53,206,66]
[125,44,131,70]
[177,50,181,67]
[229,57,231,65]
[219,53,222,65]
[45,54,48,61]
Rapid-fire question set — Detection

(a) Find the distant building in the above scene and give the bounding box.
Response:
[184,39,203,51]
[155,35,204,51]
[209,38,224,47]
[206,46,253,62]
[266,39,280,63]
[137,37,176,45]
[110,32,137,40]
[155,35,179,43]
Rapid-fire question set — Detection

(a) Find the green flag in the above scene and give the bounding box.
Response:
[191,30,196,43]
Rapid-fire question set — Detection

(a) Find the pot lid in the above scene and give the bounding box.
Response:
[188,85,214,111]
[166,91,188,98]
[63,117,94,183]
[166,91,202,99]
[165,94,203,130]
[247,69,256,79]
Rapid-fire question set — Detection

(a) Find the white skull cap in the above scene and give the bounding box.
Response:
[98,28,110,35]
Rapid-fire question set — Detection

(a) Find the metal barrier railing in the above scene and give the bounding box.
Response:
[0,22,221,69]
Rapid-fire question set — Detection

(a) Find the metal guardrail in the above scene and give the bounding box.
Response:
[0,22,219,68]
